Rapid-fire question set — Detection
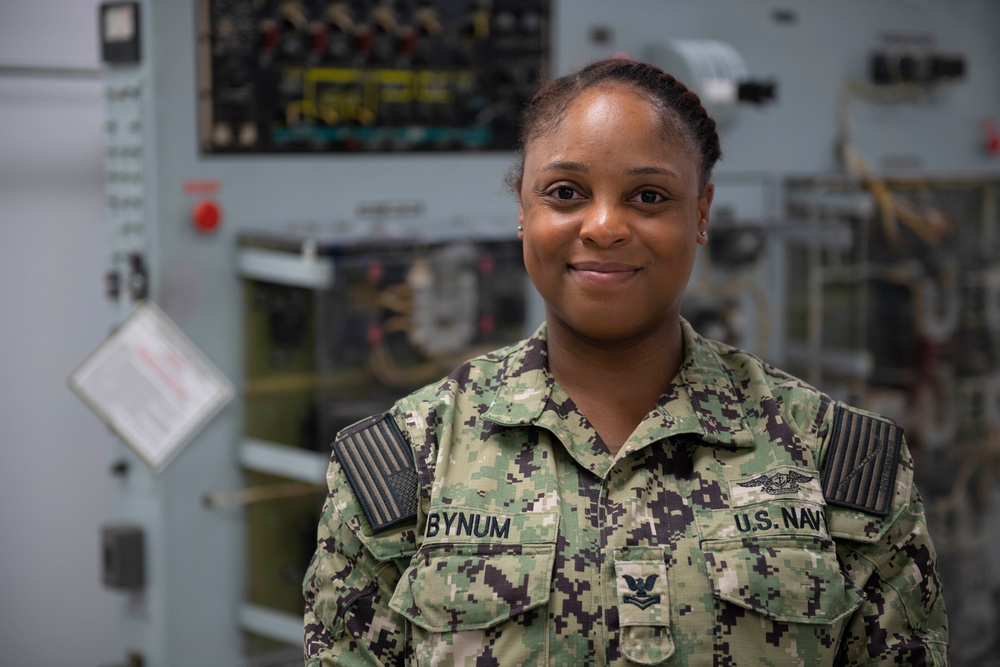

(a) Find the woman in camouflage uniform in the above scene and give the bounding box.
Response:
[304,58,949,665]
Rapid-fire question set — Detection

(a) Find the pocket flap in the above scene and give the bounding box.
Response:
[703,537,865,624]
[390,542,555,632]
[620,627,676,666]
[613,549,675,665]
[306,553,393,639]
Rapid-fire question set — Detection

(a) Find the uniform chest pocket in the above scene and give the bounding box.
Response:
[389,541,555,666]
[388,507,559,665]
[701,535,865,625]
[390,541,555,631]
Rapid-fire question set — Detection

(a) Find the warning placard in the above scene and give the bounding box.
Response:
[70,302,234,472]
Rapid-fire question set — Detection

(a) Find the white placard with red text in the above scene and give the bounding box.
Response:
[70,302,234,472]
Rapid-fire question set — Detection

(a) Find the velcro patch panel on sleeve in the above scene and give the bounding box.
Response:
[821,405,903,516]
[333,414,418,533]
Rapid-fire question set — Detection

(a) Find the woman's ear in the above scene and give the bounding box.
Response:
[517,200,526,240]
[697,182,714,245]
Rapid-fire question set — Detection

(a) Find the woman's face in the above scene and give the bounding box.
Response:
[518,84,713,344]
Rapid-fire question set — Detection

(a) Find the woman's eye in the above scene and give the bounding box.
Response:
[635,190,664,204]
[552,186,577,200]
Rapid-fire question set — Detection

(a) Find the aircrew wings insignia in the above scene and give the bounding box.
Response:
[738,471,814,495]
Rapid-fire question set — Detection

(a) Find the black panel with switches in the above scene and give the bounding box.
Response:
[198,0,550,153]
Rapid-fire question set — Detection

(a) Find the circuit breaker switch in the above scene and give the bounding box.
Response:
[127,253,148,301]
[737,80,778,105]
[101,524,145,589]
[105,269,121,300]
[870,51,967,86]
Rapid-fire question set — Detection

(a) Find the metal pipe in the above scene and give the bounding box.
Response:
[0,64,101,80]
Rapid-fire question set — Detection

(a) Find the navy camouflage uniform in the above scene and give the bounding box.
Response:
[304,320,949,665]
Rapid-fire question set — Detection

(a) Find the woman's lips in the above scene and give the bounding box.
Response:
[568,261,641,286]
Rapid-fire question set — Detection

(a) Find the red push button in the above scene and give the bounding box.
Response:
[192,199,222,233]
[982,117,1000,157]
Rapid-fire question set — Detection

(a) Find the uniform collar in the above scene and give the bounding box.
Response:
[654,319,756,449]
[483,320,756,452]
[481,324,553,425]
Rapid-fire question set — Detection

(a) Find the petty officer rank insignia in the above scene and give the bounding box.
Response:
[615,556,674,660]
[622,574,661,609]
[821,404,903,516]
[616,560,669,613]
[333,414,418,533]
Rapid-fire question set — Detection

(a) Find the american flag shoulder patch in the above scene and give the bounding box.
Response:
[333,414,418,533]
[821,404,903,516]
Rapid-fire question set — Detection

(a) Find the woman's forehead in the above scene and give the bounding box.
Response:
[525,83,694,156]
[523,87,695,166]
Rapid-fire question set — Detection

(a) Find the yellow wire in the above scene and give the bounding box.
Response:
[837,81,949,246]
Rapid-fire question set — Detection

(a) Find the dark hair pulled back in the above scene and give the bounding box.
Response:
[507,58,722,193]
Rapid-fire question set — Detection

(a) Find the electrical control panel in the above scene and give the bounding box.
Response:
[240,232,528,451]
[784,177,1000,662]
[198,0,550,153]
[237,233,528,653]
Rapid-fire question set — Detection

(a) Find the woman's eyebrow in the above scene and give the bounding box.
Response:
[540,161,681,179]
[538,162,682,183]
[625,165,681,179]
[541,160,588,173]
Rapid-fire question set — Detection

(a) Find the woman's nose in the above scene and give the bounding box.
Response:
[580,199,631,247]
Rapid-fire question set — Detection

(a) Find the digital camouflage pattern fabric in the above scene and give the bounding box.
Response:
[304,320,949,665]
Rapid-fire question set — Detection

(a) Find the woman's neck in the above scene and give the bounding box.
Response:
[545,316,685,454]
